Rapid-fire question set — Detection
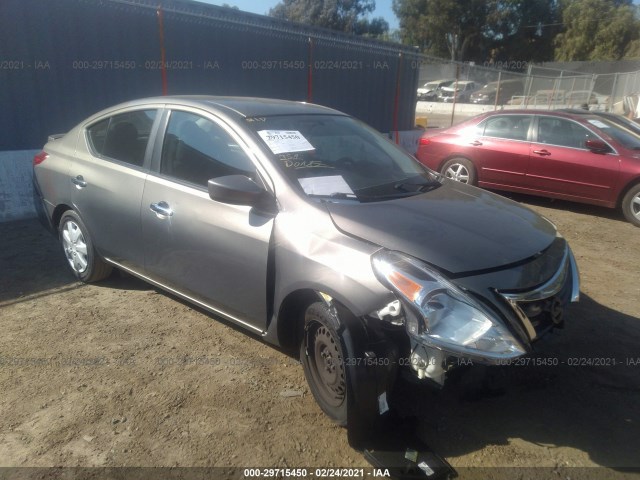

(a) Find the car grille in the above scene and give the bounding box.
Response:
[498,246,579,341]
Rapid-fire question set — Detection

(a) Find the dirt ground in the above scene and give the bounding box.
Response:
[1,193,639,479]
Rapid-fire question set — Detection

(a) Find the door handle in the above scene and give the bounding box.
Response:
[150,201,173,218]
[470,140,483,146]
[72,175,87,188]
[533,149,551,156]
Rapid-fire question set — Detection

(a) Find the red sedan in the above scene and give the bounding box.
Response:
[416,109,640,226]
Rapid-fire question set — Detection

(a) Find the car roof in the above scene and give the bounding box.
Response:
[479,109,625,123]
[99,95,342,119]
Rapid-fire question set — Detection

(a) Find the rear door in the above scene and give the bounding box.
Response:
[470,114,533,188]
[141,108,274,332]
[71,108,160,268]
[526,115,619,203]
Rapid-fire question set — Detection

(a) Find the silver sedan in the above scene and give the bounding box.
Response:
[33,96,579,429]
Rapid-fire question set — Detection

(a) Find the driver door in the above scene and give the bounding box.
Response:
[141,108,274,332]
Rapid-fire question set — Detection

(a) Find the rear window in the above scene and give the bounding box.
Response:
[478,115,532,141]
[86,110,157,166]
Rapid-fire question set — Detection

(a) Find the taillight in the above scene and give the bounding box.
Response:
[33,151,48,166]
[419,138,431,146]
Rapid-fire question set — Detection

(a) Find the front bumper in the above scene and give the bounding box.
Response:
[498,246,579,342]
[402,242,580,384]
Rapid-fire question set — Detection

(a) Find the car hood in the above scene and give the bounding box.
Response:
[325,182,557,275]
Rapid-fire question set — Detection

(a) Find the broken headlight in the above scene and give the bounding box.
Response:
[371,250,526,361]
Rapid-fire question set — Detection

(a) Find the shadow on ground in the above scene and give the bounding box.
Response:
[3,219,639,475]
[381,296,640,471]
[0,219,154,304]
[496,191,628,224]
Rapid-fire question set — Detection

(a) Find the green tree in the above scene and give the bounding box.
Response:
[392,0,560,63]
[392,0,490,61]
[354,17,390,37]
[269,0,389,37]
[483,0,559,64]
[554,0,640,60]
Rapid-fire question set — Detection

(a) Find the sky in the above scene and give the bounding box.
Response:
[198,0,399,30]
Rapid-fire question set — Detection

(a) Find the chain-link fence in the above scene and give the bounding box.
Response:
[414,56,640,128]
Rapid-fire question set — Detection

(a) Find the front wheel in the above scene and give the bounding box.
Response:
[300,302,347,426]
[441,157,477,185]
[622,184,640,227]
[58,210,112,282]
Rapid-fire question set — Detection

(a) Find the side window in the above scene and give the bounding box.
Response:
[160,111,256,187]
[538,117,597,149]
[482,115,531,141]
[87,110,157,166]
[87,118,109,154]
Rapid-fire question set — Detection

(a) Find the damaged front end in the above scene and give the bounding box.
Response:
[369,242,580,386]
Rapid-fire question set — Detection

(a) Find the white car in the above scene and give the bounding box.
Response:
[437,81,479,103]
[416,79,455,101]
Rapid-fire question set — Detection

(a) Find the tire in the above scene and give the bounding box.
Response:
[621,183,640,227]
[58,210,112,282]
[441,157,477,185]
[300,302,347,426]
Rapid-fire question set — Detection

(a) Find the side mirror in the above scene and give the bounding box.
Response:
[585,139,610,153]
[208,175,270,207]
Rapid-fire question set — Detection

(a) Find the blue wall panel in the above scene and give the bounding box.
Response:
[0,0,419,150]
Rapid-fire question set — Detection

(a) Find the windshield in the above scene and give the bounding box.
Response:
[245,114,439,203]
[588,117,640,150]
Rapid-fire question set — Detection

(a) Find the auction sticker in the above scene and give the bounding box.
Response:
[587,119,609,129]
[258,130,315,155]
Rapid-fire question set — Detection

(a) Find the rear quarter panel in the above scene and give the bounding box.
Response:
[416,132,471,171]
[34,129,80,223]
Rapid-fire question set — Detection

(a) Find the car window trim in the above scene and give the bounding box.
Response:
[478,113,534,143]
[83,106,163,172]
[533,115,619,155]
[149,105,273,194]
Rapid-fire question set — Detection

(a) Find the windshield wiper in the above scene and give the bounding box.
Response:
[357,191,426,201]
[307,192,357,200]
[393,179,442,193]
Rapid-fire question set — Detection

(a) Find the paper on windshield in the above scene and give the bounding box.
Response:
[588,119,609,129]
[298,175,354,196]
[257,130,315,155]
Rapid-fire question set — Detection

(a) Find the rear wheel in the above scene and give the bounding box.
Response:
[622,184,640,227]
[59,211,112,282]
[441,157,477,185]
[300,302,347,425]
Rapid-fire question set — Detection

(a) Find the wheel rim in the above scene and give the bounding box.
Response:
[444,163,470,183]
[630,192,640,221]
[307,323,346,408]
[61,220,89,274]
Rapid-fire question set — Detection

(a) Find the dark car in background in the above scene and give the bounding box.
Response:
[470,79,524,105]
[416,109,640,226]
[33,96,579,429]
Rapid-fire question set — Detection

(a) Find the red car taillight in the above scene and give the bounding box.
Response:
[419,137,431,146]
[33,151,48,166]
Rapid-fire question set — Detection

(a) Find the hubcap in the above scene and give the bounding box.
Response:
[445,163,470,183]
[61,220,89,274]
[631,192,640,221]
[309,324,345,407]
